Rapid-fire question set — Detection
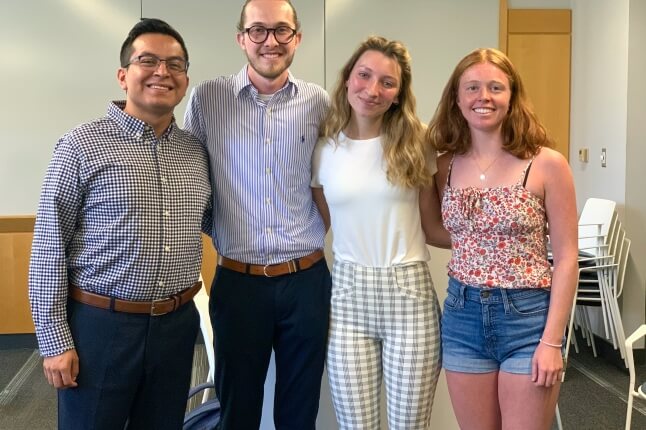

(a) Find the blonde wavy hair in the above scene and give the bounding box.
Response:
[427,48,552,158]
[320,36,432,188]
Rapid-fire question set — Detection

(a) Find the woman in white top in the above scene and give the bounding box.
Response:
[311,36,449,430]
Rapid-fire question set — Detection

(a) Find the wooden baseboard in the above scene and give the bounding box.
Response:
[587,333,645,369]
[0,215,35,233]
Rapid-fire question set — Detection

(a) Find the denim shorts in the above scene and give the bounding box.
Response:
[441,277,559,375]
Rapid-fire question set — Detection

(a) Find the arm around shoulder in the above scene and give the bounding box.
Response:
[312,187,330,232]
[420,176,451,249]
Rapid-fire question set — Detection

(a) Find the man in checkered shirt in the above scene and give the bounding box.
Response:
[28,18,212,429]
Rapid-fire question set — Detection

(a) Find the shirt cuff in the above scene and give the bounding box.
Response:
[36,322,75,357]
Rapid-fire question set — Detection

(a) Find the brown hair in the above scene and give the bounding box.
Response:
[321,36,432,188]
[427,48,552,158]
[236,0,300,32]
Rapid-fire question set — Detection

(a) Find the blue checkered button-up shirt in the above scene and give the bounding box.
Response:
[29,101,212,357]
[184,66,329,264]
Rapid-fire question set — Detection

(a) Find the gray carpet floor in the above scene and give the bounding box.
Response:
[1,337,645,429]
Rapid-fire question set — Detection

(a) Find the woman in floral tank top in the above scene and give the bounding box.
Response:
[427,48,578,430]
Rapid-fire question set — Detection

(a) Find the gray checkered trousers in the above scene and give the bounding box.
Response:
[327,260,442,430]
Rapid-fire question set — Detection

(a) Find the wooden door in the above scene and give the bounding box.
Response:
[501,5,572,159]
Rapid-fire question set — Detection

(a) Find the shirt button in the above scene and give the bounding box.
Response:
[266,197,271,205]
[265,138,271,145]
[164,245,171,252]
[163,210,170,217]
[161,177,168,184]
[266,167,271,174]
[158,281,165,287]
[266,227,272,234]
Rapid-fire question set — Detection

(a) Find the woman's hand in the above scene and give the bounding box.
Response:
[531,341,563,387]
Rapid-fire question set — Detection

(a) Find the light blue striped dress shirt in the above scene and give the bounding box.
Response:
[184,65,329,264]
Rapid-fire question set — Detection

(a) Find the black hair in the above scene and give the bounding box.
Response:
[119,18,188,67]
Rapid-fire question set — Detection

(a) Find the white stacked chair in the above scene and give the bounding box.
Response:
[562,198,632,371]
[559,198,616,367]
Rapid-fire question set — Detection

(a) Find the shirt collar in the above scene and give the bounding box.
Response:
[233,64,298,100]
[108,100,177,141]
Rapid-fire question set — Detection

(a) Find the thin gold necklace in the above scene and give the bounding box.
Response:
[472,153,502,181]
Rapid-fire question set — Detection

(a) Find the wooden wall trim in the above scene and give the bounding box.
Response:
[499,0,508,53]
[508,9,571,34]
[0,215,36,233]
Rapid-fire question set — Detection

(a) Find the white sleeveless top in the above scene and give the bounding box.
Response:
[311,133,436,267]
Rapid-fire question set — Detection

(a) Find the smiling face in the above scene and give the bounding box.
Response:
[237,0,301,92]
[117,33,188,125]
[346,49,401,122]
[456,61,511,134]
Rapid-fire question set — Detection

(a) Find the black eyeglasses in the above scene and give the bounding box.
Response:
[126,55,189,74]
[244,25,297,44]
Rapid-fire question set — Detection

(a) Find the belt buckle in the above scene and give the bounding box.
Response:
[263,264,275,277]
[150,298,170,316]
[263,260,297,277]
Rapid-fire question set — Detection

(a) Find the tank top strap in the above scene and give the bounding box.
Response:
[519,156,536,187]
[446,153,456,187]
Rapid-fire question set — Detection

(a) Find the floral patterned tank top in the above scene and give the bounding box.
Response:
[442,155,552,289]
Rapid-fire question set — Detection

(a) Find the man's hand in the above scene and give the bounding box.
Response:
[43,349,79,389]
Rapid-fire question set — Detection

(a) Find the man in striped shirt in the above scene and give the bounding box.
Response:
[29,19,211,429]
[184,0,331,428]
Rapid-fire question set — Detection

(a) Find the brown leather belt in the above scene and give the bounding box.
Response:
[69,281,202,316]
[218,250,325,277]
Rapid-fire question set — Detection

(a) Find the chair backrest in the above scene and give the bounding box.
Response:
[578,198,617,257]
[616,236,631,298]
[590,224,631,299]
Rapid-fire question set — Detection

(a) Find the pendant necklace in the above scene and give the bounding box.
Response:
[473,153,502,182]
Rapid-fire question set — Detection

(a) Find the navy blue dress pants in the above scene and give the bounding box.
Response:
[58,299,199,430]
[211,259,332,430]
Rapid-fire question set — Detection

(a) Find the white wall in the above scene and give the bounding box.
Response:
[509,0,645,347]
[0,0,138,214]
[624,0,646,345]
[2,0,643,428]
[570,0,646,343]
[570,0,628,211]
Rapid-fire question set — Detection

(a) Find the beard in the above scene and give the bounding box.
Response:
[246,49,295,81]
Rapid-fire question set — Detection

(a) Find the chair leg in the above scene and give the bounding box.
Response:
[563,293,578,382]
[555,403,563,430]
[580,308,598,357]
[625,392,634,430]
[572,327,580,354]
[607,288,628,362]
[575,308,592,347]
